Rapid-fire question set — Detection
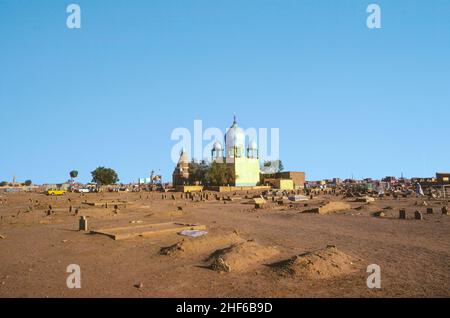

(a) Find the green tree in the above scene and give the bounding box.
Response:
[0,181,8,187]
[277,160,284,172]
[206,162,225,186]
[70,170,78,179]
[24,180,32,186]
[226,165,235,185]
[207,162,234,186]
[91,167,119,185]
[188,160,210,185]
[69,170,78,184]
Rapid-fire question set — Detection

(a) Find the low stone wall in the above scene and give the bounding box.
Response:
[175,185,204,193]
[206,186,271,192]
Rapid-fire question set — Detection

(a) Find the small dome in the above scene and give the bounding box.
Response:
[212,141,223,151]
[248,140,258,150]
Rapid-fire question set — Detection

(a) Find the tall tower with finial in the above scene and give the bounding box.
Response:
[172,149,190,186]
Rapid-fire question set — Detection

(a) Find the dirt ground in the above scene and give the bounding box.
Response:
[0,191,449,298]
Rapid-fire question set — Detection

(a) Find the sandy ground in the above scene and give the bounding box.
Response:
[0,191,449,298]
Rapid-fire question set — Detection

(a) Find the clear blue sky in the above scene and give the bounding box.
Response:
[1,0,449,184]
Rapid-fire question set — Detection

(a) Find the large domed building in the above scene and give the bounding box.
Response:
[211,117,260,187]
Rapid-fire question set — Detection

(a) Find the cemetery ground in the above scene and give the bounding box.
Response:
[0,191,449,297]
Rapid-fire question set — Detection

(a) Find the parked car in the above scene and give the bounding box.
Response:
[47,189,66,196]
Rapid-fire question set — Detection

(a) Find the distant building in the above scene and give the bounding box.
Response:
[436,172,450,185]
[409,173,450,187]
[171,116,306,190]
[172,149,190,186]
[211,117,260,187]
[411,177,436,184]
[260,178,294,190]
[138,177,152,184]
[382,176,397,184]
[261,171,305,189]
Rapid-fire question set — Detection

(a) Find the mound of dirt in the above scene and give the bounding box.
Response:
[206,240,279,273]
[269,245,356,279]
[159,232,244,256]
[304,201,352,214]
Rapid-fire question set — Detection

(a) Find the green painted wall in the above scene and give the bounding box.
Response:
[233,158,260,186]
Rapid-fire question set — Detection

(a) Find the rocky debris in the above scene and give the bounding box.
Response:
[0,234,6,239]
[373,211,386,218]
[160,241,185,256]
[253,197,266,209]
[355,196,375,203]
[442,206,449,215]
[134,282,144,289]
[210,257,230,272]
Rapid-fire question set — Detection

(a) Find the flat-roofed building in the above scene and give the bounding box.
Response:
[436,172,450,185]
[261,171,305,189]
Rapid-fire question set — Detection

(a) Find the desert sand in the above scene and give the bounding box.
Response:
[0,191,449,297]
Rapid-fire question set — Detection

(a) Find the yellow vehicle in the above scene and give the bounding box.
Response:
[46,189,67,196]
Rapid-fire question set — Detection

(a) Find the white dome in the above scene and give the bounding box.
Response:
[212,141,223,151]
[225,117,245,156]
[248,140,258,150]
